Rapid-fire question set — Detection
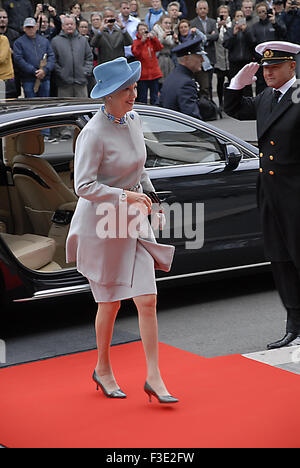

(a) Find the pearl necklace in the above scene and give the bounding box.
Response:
[101,105,126,125]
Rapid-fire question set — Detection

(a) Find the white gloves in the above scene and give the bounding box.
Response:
[228,63,260,90]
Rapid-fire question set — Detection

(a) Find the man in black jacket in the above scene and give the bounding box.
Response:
[251,3,287,93]
[224,41,300,349]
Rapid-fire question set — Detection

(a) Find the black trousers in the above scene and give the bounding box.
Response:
[271,261,300,334]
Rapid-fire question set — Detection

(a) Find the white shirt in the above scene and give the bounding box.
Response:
[118,14,140,57]
[274,75,296,102]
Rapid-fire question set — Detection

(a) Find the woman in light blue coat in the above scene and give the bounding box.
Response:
[66,57,178,404]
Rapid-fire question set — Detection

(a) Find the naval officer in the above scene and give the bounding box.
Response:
[224,41,300,349]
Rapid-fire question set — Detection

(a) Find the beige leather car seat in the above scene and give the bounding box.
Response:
[1,233,61,271]
[12,131,77,236]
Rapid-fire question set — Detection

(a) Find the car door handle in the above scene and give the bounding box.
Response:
[156,191,175,203]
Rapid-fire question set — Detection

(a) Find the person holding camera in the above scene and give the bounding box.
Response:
[214,5,232,111]
[223,10,254,96]
[273,0,285,19]
[281,0,300,75]
[152,14,178,86]
[132,23,163,104]
[34,4,61,41]
[91,7,133,65]
[250,2,287,93]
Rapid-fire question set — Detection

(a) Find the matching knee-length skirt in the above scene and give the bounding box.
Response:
[88,239,157,302]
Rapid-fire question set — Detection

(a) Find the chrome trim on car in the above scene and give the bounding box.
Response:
[13,283,91,302]
[13,262,270,302]
[156,261,270,282]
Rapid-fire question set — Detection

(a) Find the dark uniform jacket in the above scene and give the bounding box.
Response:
[224,84,300,267]
[159,64,202,119]
[91,26,133,65]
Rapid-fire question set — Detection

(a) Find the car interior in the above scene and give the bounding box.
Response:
[0,125,79,273]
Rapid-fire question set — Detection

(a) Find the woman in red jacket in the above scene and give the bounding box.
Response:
[132,22,163,105]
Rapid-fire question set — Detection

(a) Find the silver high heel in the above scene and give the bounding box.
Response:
[144,381,178,404]
[92,370,127,398]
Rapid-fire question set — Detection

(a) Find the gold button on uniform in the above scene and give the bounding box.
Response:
[260,152,263,158]
[269,155,274,160]
[270,141,275,146]
[269,170,274,175]
[259,168,263,173]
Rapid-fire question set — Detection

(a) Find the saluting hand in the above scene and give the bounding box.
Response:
[229,62,260,90]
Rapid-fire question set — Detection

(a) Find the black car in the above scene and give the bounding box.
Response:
[0,98,267,307]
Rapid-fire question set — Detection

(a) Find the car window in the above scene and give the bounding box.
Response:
[2,125,79,189]
[141,115,223,168]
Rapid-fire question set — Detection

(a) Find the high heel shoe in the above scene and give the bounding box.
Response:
[144,381,178,404]
[92,370,127,398]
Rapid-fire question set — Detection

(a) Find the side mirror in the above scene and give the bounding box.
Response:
[224,144,242,171]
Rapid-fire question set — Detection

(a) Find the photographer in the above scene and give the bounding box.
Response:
[152,15,178,86]
[281,1,300,43]
[91,7,133,64]
[34,4,61,41]
[251,2,286,45]
[132,22,163,104]
[281,0,300,76]
[250,2,287,92]
[223,10,254,96]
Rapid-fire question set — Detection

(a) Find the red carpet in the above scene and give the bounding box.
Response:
[1,342,300,448]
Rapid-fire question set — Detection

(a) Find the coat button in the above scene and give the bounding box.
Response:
[259,152,263,158]
[269,170,274,175]
[270,141,275,145]
[259,168,263,173]
[269,155,274,160]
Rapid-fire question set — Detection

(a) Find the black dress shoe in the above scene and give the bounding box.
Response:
[267,332,298,350]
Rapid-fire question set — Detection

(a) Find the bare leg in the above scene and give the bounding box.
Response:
[133,294,170,396]
[95,301,121,392]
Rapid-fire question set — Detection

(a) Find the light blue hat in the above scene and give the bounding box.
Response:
[91,57,141,99]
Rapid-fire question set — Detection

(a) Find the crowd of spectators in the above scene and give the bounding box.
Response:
[0,0,300,115]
